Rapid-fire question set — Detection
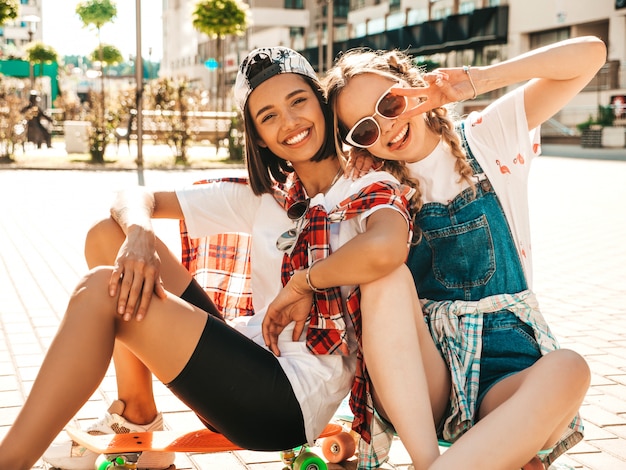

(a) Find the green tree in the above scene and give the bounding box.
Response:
[76,0,117,163]
[26,42,58,81]
[89,44,123,70]
[192,0,249,111]
[0,0,18,25]
[76,0,117,32]
[145,77,207,165]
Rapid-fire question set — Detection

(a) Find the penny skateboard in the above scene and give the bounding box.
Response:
[67,422,355,470]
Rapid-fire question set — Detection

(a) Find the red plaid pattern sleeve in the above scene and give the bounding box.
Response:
[179,178,254,320]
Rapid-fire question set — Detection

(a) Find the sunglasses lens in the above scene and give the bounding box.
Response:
[287,200,308,220]
[276,228,297,253]
[350,119,379,147]
[378,93,407,118]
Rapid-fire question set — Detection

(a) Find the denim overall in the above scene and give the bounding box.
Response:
[406,123,542,406]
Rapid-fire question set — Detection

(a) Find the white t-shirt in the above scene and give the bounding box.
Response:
[175,170,407,443]
[407,87,540,286]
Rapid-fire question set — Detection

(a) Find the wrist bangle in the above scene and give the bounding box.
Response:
[462,65,478,100]
[306,260,325,293]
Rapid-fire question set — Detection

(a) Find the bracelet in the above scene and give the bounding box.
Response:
[462,65,478,100]
[305,260,325,293]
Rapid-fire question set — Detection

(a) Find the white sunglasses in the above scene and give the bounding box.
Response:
[344,85,409,148]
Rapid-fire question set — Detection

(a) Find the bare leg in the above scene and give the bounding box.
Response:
[360,265,451,470]
[522,456,545,470]
[429,349,589,470]
[85,217,195,424]
[478,349,588,447]
[0,267,207,470]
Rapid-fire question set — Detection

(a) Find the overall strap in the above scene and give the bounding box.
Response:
[456,121,483,176]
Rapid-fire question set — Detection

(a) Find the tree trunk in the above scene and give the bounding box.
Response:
[98,27,105,130]
[90,127,106,164]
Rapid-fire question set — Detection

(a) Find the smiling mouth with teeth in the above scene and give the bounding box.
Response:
[389,124,409,146]
[285,129,310,145]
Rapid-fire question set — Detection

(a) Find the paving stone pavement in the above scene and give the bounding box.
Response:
[0,145,625,469]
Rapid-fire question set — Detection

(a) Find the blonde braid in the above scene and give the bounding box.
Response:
[376,159,424,244]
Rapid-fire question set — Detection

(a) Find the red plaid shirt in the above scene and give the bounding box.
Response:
[273,173,413,443]
[180,178,254,319]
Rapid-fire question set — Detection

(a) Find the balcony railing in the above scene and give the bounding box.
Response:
[300,5,509,71]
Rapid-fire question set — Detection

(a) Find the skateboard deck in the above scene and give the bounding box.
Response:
[67,423,343,455]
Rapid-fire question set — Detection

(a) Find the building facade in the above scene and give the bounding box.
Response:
[161,0,626,131]
[0,0,42,59]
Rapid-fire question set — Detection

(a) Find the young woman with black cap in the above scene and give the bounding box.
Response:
[0,47,450,470]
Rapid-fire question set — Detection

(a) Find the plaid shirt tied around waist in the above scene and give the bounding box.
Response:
[180,177,254,319]
[357,290,584,469]
[273,173,414,443]
[422,291,583,431]
[422,290,584,465]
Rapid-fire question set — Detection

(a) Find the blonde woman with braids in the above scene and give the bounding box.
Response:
[325,36,606,469]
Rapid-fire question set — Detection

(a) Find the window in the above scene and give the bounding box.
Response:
[407,8,428,25]
[289,27,305,50]
[432,6,451,19]
[354,22,367,37]
[285,0,304,9]
[335,23,349,41]
[459,1,474,13]
[335,0,349,17]
[530,28,569,50]
[368,17,385,34]
[387,11,405,29]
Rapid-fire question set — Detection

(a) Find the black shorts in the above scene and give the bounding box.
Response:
[165,306,306,451]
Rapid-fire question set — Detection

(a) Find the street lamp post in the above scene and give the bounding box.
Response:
[325,0,333,73]
[23,15,40,90]
[148,46,152,80]
[135,0,145,186]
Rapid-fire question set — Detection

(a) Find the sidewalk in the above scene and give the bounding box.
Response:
[540,144,626,162]
[0,139,623,172]
[0,140,246,171]
[0,144,625,469]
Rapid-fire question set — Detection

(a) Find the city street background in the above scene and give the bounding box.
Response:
[0,143,626,469]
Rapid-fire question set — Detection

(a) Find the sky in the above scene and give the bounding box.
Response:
[40,0,163,61]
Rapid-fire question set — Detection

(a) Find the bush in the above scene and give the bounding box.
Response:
[227,113,244,161]
[576,105,615,131]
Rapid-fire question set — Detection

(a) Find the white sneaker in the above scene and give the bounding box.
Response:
[43,400,175,470]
